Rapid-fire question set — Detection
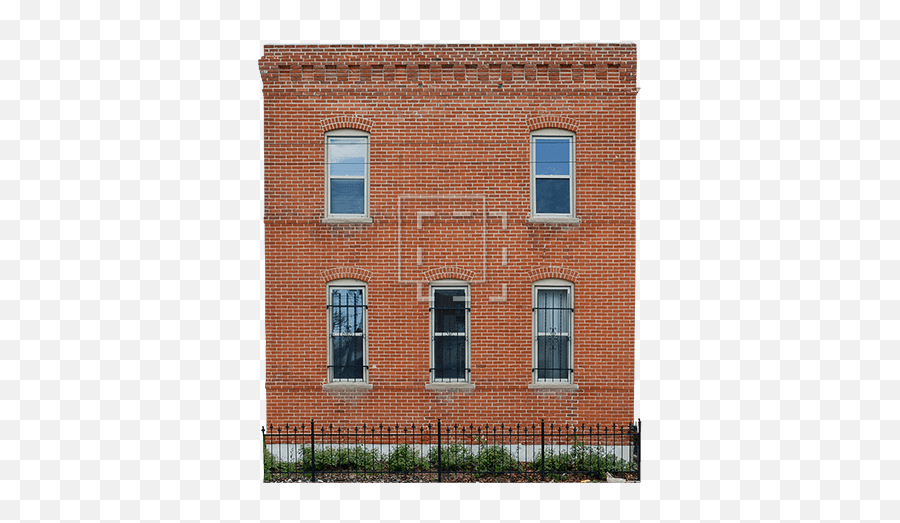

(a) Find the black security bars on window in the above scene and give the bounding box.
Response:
[327,288,367,382]
[430,289,469,382]
[534,289,573,382]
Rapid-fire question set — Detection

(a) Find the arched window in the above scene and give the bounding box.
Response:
[532,278,574,383]
[429,279,470,383]
[531,128,575,219]
[325,129,369,219]
[326,279,368,382]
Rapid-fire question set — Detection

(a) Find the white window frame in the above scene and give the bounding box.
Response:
[429,280,471,383]
[325,129,370,218]
[326,279,368,383]
[530,128,576,218]
[532,279,574,383]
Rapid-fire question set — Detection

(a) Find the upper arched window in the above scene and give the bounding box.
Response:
[326,129,369,219]
[530,128,575,219]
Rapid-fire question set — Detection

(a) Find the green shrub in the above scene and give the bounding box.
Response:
[264,446,309,481]
[428,443,475,471]
[475,445,522,473]
[577,446,633,476]
[387,445,427,472]
[531,444,634,479]
[530,447,573,472]
[306,446,381,471]
[263,440,634,482]
[263,447,277,481]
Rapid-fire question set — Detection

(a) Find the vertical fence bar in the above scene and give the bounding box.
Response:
[310,419,316,482]
[636,418,641,481]
[292,425,298,477]
[540,419,545,482]
[262,418,641,482]
[437,419,442,483]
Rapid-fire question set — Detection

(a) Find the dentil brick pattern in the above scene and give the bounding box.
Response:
[260,44,636,428]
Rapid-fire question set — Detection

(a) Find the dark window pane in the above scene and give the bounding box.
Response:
[330,288,364,334]
[332,336,364,380]
[328,137,367,177]
[536,289,568,333]
[535,178,570,214]
[330,179,365,214]
[434,336,466,381]
[537,335,569,380]
[433,289,466,333]
[534,138,571,176]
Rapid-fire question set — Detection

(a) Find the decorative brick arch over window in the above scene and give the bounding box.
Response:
[529,266,579,283]
[424,266,476,283]
[525,116,579,133]
[321,116,375,134]
[321,267,373,283]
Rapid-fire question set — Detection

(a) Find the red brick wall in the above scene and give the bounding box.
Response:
[260,44,636,428]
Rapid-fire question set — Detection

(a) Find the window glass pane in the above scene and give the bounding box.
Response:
[537,288,570,381]
[535,178,570,214]
[433,289,466,333]
[330,179,365,214]
[534,138,571,176]
[536,289,568,333]
[434,336,466,381]
[331,288,364,334]
[537,335,569,380]
[331,336,364,380]
[328,137,367,177]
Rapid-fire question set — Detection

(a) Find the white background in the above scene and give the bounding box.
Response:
[3,1,897,521]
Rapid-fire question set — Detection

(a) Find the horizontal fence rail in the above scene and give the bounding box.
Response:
[263,419,640,482]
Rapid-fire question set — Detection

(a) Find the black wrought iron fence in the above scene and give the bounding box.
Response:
[263,419,640,482]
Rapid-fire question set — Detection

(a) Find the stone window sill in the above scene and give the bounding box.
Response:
[526,216,581,225]
[528,382,579,390]
[425,383,475,391]
[322,217,373,224]
[323,382,373,391]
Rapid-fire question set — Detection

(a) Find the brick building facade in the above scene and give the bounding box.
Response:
[260,44,637,427]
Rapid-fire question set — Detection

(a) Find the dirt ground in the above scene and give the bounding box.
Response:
[266,470,639,483]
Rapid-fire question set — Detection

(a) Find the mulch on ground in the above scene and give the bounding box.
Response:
[266,471,638,483]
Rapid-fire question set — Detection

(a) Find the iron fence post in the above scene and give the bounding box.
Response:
[310,419,316,482]
[636,418,641,481]
[260,417,642,483]
[540,419,545,482]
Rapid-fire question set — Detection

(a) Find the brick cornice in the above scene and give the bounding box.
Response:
[259,44,637,89]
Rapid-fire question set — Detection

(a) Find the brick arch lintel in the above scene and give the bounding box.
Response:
[529,266,579,283]
[321,116,375,134]
[525,116,579,133]
[424,266,476,283]
[322,267,373,283]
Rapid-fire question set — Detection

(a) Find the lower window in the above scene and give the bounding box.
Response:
[327,283,367,382]
[533,283,573,382]
[430,285,470,382]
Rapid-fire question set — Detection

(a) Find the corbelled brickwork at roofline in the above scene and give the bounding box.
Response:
[259,43,638,88]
